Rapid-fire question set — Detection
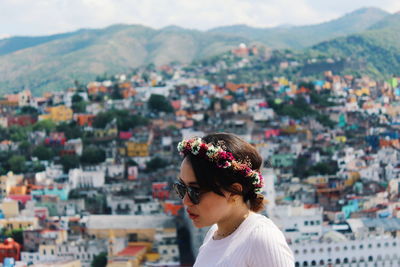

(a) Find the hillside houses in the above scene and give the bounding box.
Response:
[0,50,400,266]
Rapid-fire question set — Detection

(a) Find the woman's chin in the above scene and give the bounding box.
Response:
[192,219,212,228]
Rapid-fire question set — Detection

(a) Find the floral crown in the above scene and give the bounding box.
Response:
[177,137,264,193]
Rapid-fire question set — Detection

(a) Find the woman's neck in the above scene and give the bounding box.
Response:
[215,203,250,239]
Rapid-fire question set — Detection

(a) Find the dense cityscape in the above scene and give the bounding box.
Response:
[0,43,399,267]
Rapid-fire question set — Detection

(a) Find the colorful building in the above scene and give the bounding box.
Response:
[39,105,73,122]
[0,238,21,263]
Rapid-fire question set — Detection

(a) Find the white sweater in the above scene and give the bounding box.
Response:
[194,212,294,267]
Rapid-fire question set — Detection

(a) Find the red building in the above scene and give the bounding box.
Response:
[0,238,21,263]
[7,115,37,127]
[152,182,169,200]
[44,132,66,146]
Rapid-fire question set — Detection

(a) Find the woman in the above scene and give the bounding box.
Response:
[173,132,294,267]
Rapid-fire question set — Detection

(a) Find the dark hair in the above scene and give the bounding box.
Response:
[185,132,265,212]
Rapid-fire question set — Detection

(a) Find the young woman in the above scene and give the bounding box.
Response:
[173,132,294,267]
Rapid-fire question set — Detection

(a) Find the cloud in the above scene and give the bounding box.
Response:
[0,0,398,36]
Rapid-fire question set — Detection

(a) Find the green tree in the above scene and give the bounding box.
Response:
[4,228,24,245]
[19,106,38,115]
[8,155,26,173]
[91,252,107,267]
[32,145,53,161]
[148,94,173,113]
[60,154,80,173]
[92,112,115,129]
[9,125,28,142]
[72,101,87,113]
[19,141,31,155]
[56,121,83,139]
[146,157,168,172]
[33,120,56,133]
[72,94,84,103]
[31,161,45,172]
[81,147,106,165]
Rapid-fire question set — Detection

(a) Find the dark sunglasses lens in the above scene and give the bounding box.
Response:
[173,182,201,204]
[173,182,186,199]
[187,188,200,204]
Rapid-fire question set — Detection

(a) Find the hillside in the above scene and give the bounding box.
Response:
[0,7,395,95]
[209,7,389,49]
[0,25,249,95]
[311,12,400,77]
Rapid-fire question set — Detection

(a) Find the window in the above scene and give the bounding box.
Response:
[359,245,363,249]
[304,221,308,226]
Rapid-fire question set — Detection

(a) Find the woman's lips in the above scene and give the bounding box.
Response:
[187,209,199,220]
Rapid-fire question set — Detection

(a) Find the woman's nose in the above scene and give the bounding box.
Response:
[182,192,193,206]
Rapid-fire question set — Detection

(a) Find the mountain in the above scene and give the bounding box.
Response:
[311,12,400,77]
[0,7,394,95]
[209,7,389,49]
[0,31,85,56]
[0,24,249,95]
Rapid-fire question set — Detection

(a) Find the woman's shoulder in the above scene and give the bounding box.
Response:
[246,213,288,245]
[247,212,281,231]
[246,213,295,266]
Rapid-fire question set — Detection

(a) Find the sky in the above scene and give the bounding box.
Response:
[1,0,400,39]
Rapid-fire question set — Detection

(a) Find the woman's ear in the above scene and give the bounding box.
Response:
[231,183,243,194]
[227,183,243,202]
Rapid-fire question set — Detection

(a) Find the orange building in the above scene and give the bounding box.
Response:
[74,114,95,126]
[0,238,21,263]
[164,202,183,216]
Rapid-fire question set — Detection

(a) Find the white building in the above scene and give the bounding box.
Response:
[272,204,323,243]
[68,168,105,189]
[153,229,180,264]
[292,237,400,267]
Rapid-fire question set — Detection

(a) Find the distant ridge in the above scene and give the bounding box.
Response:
[0,7,396,95]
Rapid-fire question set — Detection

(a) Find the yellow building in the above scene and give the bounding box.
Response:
[305,176,329,185]
[86,215,174,240]
[0,217,39,231]
[355,87,370,97]
[32,259,81,267]
[126,142,149,157]
[0,199,19,218]
[0,172,24,198]
[39,105,73,122]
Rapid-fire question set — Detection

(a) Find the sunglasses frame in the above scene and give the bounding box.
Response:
[173,181,202,204]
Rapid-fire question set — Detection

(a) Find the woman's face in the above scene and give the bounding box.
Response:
[179,157,232,228]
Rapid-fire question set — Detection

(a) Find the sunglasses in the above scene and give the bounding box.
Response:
[173,181,202,204]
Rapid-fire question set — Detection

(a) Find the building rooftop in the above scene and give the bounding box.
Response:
[86,214,175,229]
